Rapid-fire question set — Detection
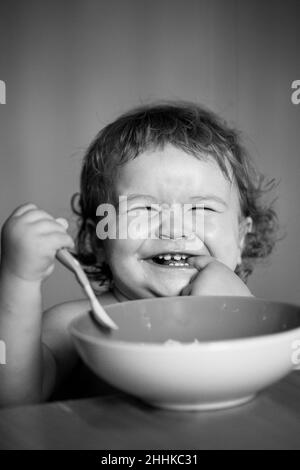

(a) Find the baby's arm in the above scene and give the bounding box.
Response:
[0,203,75,407]
[181,256,253,297]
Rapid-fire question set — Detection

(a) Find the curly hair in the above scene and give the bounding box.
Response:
[71,101,280,287]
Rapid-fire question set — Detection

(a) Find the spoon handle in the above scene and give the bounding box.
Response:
[56,249,90,286]
[56,249,118,330]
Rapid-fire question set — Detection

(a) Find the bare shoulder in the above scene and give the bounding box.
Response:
[43,298,89,326]
[41,290,119,380]
[42,289,119,331]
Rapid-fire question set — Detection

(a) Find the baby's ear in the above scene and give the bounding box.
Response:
[237,217,253,265]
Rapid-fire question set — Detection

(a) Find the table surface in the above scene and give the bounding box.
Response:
[0,372,300,450]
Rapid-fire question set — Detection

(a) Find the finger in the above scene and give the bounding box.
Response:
[12,203,38,217]
[42,232,75,250]
[187,255,215,271]
[44,263,55,278]
[31,219,70,234]
[23,210,54,223]
[55,218,69,230]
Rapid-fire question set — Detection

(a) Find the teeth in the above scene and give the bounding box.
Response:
[152,253,191,266]
[159,253,188,261]
[152,255,191,267]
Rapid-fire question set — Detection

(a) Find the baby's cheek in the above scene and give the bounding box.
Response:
[203,218,240,269]
[119,211,158,240]
[106,237,140,261]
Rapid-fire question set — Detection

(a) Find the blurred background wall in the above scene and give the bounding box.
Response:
[0,0,299,308]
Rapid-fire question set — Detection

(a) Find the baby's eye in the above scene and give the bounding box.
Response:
[191,206,215,212]
[140,206,155,211]
[130,206,159,212]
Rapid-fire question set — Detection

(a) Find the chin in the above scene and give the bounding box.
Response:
[146,279,189,298]
[122,280,186,299]
[116,266,195,299]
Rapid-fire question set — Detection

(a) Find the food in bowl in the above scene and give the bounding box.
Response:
[70,296,300,411]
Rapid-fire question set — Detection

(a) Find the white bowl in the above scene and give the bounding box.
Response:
[70,296,300,411]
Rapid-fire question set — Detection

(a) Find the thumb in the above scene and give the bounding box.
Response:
[187,255,215,271]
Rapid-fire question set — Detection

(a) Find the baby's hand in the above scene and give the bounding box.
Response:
[181,256,253,297]
[0,203,74,282]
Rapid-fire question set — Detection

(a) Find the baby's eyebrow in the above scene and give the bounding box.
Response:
[189,195,228,207]
[125,194,159,203]
[119,193,228,207]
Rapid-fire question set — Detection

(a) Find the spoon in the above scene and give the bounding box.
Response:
[56,248,118,331]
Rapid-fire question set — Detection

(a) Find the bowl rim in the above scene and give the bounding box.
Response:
[69,295,300,353]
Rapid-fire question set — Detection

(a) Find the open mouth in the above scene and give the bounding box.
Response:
[147,253,194,267]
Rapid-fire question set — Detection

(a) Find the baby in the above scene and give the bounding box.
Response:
[0,101,278,406]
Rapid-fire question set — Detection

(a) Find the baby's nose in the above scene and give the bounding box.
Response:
[158,206,192,240]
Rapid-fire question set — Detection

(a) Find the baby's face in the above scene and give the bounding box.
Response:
[103,144,251,299]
